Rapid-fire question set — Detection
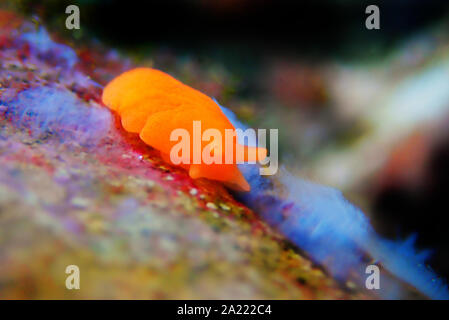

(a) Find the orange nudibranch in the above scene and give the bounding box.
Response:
[102,68,267,191]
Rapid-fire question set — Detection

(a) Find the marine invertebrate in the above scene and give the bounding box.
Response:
[102,68,266,191]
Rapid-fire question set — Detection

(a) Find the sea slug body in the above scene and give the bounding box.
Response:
[102,68,266,191]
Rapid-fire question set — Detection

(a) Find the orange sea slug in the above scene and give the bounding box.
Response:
[102,68,266,191]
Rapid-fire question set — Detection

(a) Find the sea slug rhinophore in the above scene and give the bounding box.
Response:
[102,68,266,191]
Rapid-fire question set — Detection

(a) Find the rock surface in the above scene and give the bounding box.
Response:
[0,10,375,299]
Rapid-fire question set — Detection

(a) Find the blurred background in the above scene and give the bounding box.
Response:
[4,0,449,285]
